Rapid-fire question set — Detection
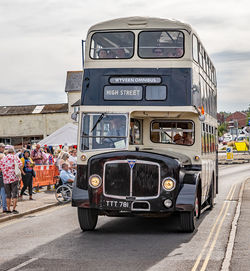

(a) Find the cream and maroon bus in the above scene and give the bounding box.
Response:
[72,17,218,232]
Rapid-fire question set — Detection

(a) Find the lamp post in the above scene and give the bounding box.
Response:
[228,120,238,140]
[228,120,234,138]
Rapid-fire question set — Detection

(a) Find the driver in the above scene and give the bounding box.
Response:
[109,117,126,137]
[103,117,126,147]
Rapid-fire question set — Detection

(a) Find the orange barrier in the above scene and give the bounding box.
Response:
[20,165,59,190]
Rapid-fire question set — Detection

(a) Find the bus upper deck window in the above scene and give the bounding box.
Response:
[90,31,134,59]
[138,31,184,58]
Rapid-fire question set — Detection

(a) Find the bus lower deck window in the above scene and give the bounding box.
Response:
[151,120,194,146]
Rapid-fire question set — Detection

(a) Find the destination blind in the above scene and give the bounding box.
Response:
[104,86,143,100]
[109,77,161,84]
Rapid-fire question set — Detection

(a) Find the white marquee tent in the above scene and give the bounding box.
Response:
[39,123,78,147]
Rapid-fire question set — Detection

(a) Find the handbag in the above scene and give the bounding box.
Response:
[14,158,21,178]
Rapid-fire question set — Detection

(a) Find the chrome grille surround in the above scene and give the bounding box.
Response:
[103,160,160,200]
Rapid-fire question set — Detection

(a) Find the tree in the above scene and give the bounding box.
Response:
[246,112,250,126]
[218,122,227,137]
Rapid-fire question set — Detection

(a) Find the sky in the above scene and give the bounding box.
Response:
[0,0,250,112]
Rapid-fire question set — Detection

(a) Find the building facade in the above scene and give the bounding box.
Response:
[226,111,247,129]
[0,71,82,146]
[65,71,82,119]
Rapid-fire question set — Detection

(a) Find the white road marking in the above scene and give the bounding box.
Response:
[199,185,237,271]
[220,180,245,271]
[7,258,38,271]
[191,184,236,271]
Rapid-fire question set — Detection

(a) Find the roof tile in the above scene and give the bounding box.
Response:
[0,104,68,116]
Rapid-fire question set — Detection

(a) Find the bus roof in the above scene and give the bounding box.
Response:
[87,16,193,34]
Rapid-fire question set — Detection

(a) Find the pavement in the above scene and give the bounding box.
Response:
[218,152,250,165]
[0,188,58,223]
[230,178,250,271]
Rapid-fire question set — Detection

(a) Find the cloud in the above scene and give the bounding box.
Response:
[0,0,250,112]
[212,50,250,62]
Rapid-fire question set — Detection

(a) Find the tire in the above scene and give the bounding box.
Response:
[78,207,98,231]
[55,185,72,204]
[207,179,214,210]
[180,193,200,233]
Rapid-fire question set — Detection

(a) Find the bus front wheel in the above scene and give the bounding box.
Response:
[78,207,98,231]
[180,192,200,233]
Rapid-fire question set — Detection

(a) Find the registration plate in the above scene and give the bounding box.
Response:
[102,200,131,210]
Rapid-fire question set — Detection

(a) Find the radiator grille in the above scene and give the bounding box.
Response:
[104,160,160,199]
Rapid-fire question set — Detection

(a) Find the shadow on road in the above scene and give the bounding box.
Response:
[0,210,211,271]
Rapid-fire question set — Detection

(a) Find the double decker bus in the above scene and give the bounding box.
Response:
[72,17,218,232]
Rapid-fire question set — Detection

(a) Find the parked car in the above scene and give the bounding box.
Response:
[236,134,248,142]
[222,134,233,145]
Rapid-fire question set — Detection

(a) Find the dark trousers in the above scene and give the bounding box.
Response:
[21,173,33,196]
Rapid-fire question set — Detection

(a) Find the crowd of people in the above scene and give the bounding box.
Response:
[0,142,77,214]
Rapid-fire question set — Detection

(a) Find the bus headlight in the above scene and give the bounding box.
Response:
[162,177,176,191]
[89,175,102,188]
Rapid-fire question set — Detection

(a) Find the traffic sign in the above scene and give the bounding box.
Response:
[248,120,250,126]
[226,147,233,161]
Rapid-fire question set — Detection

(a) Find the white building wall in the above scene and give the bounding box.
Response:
[67,91,81,116]
[0,113,69,138]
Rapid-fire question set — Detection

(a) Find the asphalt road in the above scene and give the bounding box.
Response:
[0,163,250,271]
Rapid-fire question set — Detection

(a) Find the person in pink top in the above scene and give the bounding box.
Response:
[0,147,23,214]
[31,144,47,165]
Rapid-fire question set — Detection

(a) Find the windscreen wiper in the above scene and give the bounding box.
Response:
[91,113,105,132]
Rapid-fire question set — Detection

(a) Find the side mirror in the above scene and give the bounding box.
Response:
[71,112,78,121]
[193,105,205,122]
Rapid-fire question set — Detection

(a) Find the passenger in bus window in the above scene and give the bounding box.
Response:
[183,132,193,145]
[175,48,183,57]
[152,48,164,57]
[115,48,126,58]
[166,49,176,57]
[98,49,108,58]
[174,133,183,144]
